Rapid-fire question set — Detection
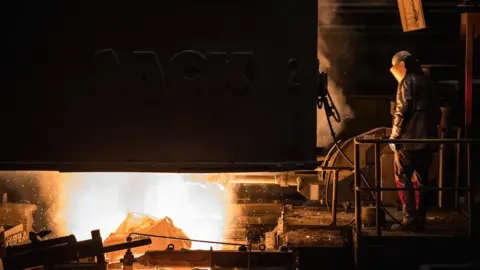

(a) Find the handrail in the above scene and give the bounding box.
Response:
[354,138,480,144]
[353,137,478,242]
[357,187,470,191]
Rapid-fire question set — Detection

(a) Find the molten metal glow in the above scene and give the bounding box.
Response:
[53,173,230,250]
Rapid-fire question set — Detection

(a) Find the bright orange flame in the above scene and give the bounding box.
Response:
[53,173,230,250]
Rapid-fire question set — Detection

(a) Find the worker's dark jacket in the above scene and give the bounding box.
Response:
[391,73,442,151]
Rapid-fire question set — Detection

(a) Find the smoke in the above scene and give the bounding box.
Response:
[316,0,355,147]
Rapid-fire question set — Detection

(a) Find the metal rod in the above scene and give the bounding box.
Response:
[380,156,384,203]
[354,138,480,144]
[331,170,339,226]
[455,127,462,210]
[466,143,472,237]
[228,178,277,184]
[438,127,445,209]
[316,166,354,171]
[354,143,361,238]
[357,187,469,191]
[374,143,381,237]
[463,12,474,147]
[128,233,246,247]
[353,142,361,267]
[50,263,100,267]
[102,239,153,253]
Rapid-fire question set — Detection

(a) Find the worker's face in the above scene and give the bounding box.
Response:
[390,61,407,83]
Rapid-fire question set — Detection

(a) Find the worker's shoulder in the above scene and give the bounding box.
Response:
[404,73,424,80]
[404,73,436,85]
[400,73,416,86]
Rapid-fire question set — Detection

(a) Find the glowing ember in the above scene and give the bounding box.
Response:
[52,173,230,250]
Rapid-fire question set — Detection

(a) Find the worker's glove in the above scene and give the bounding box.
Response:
[389,136,397,152]
[389,143,396,152]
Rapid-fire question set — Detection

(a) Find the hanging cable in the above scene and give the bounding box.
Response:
[317,70,418,232]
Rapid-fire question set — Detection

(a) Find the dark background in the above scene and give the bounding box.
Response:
[321,0,467,96]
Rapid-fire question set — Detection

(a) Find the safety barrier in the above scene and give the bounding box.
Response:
[353,137,480,239]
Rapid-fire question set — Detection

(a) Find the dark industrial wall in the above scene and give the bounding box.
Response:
[1,1,320,171]
[319,0,462,95]
[337,95,393,141]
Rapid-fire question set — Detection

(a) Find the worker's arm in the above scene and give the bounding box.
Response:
[390,77,413,147]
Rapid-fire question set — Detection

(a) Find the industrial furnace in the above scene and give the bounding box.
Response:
[0,0,318,172]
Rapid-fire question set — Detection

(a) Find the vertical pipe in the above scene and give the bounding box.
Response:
[374,143,382,237]
[353,141,361,267]
[463,13,473,138]
[466,143,472,237]
[455,128,462,210]
[438,126,445,209]
[354,142,361,237]
[463,12,474,238]
[331,170,339,226]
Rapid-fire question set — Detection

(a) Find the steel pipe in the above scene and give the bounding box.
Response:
[227,177,277,185]
[354,143,361,238]
[455,128,462,210]
[331,170,339,225]
[374,144,382,237]
[316,166,354,171]
[226,174,298,186]
[466,143,473,237]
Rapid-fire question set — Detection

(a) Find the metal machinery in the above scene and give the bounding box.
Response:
[0,229,152,269]
[0,1,479,270]
[0,0,318,173]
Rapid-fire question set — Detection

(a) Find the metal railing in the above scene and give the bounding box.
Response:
[316,166,354,226]
[353,137,480,239]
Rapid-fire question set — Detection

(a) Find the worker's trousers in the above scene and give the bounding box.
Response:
[393,149,434,217]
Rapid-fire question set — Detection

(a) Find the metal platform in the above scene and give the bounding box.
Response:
[354,208,474,270]
[355,235,474,270]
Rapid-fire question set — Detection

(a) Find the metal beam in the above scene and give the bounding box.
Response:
[461,12,480,138]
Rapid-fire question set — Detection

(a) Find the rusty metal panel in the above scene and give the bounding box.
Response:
[0,225,29,248]
[0,1,318,172]
[397,0,427,32]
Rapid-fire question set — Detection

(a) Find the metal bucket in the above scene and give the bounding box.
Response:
[361,206,385,227]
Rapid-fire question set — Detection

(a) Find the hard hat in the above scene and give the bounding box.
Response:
[391,51,412,66]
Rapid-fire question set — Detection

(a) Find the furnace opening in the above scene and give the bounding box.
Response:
[0,172,233,260]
